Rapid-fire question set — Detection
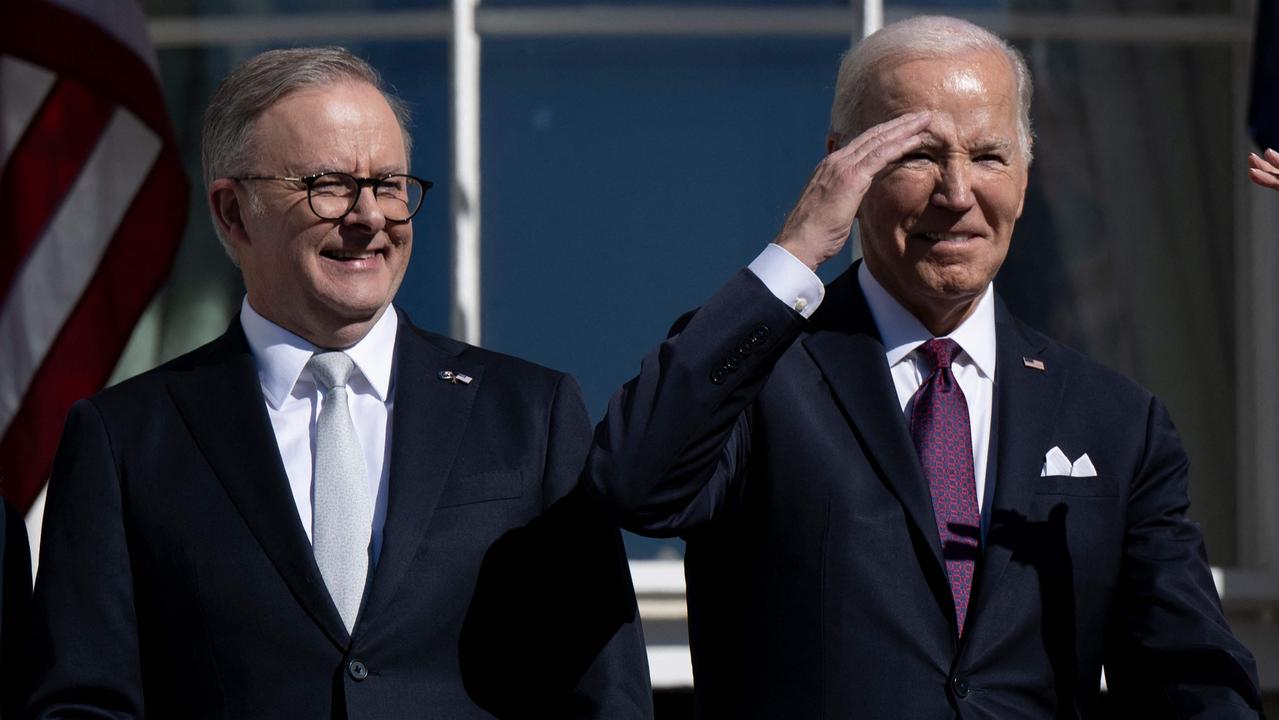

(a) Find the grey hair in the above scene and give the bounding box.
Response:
[201,46,413,260]
[829,16,1033,161]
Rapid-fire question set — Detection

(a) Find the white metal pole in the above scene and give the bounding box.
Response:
[450,0,482,345]
[862,0,883,37]
[850,0,882,262]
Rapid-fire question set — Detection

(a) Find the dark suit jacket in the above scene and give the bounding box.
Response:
[28,312,651,719]
[585,266,1261,719]
[1,499,31,719]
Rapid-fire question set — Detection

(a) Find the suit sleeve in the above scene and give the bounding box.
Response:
[583,269,805,535]
[1103,397,1263,717]
[461,374,653,719]
[27,400,144,719]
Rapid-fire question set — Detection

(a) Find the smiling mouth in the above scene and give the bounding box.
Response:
[321,249,381,262]
[911,232,978,243]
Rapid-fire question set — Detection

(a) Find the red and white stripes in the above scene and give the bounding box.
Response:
[0,1,187,516]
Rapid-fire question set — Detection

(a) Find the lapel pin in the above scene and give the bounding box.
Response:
[1022,357,1046,372]
[438,370,473,385]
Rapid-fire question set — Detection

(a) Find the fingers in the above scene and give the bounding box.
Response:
[1250,150,1279,174]
[1249,150,1279,190]
[825,111,931,196]
[832,111,932,164]
[1250,168,1279,190]
[772,112,932,270]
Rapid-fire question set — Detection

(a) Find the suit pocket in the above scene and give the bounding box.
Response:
[437,469,525,508]
[1034,475,1118,497]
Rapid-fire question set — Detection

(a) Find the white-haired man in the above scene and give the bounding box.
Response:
[586,16,1261,717]
[27,47,651,718]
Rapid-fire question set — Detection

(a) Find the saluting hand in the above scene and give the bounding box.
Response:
[1249,148,1279,191]
[774,111,932,271]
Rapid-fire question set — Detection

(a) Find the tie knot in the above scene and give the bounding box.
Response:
[309,351,355,392]
[918,338,961,370]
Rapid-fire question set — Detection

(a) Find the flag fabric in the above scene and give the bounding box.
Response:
[1250,0,1279,150]
[0,0,187,515]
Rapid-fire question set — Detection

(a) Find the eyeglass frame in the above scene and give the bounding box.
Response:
[232,172,433,222]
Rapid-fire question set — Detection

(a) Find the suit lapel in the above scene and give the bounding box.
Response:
[802,269,946,576]
[358,320,483,629]
[166,323,349,648]
[967,299,1068,630]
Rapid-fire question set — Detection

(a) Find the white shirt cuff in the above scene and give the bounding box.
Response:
[747,244,825,318]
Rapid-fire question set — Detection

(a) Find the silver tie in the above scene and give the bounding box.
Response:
[308,351,372,634]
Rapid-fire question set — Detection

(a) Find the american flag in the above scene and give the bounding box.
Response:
[0,1,187,519]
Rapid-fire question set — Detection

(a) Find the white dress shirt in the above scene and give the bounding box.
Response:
[747,246,997,511]
[240,298,396,563]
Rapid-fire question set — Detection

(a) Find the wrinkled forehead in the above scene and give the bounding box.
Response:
[860,49,1018,126]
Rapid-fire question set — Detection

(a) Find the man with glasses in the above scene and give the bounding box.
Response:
[27,47,650,718]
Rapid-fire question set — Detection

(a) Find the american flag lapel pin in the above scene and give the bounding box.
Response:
[438,370,474,385]
[1022,357,1046,371]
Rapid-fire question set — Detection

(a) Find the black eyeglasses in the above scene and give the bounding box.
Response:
[234,172,432,222]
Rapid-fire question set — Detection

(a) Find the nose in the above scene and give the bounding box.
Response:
[931,160,975,212]
[342,185,387,233]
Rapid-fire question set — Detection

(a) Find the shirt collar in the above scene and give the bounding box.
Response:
[856,262,997,379]
[240,297,398,408]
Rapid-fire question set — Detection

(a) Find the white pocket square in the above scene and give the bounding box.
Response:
[1039,447,1098,477]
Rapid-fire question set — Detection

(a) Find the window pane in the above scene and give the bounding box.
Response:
[142,0,448,17]
[479,36,848,558]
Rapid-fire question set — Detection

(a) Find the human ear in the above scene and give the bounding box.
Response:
[209,178,252,249]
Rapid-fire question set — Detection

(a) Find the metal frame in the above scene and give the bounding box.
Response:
[451,0,482,344]
[148,8,1248,44]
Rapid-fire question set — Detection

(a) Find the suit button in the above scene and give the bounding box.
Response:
[725,352,742,370]
[951,676,969,698]
[750,325,770,344]
[710,366,727,385]
[349,659,369,681]
[736,342,753,356]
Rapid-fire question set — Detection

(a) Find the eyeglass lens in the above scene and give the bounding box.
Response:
[308,173,425,221]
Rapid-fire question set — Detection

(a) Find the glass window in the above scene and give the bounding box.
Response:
[479,37,848,557]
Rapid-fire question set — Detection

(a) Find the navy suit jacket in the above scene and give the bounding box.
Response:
[28,312,651,719]
[586,266,1260,718]
[1,499,31,719]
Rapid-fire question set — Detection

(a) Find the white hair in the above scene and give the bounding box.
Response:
[201,47,412,262]
[829,16,1034,160]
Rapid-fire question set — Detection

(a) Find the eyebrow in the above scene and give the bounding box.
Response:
[914,138,1013,154]
[287,167,408,177]
[971,140,1013,153]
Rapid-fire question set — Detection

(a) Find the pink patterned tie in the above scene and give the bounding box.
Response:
[909,339,981,636]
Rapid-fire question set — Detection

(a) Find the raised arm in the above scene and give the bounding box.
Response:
[584,112,933,534]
